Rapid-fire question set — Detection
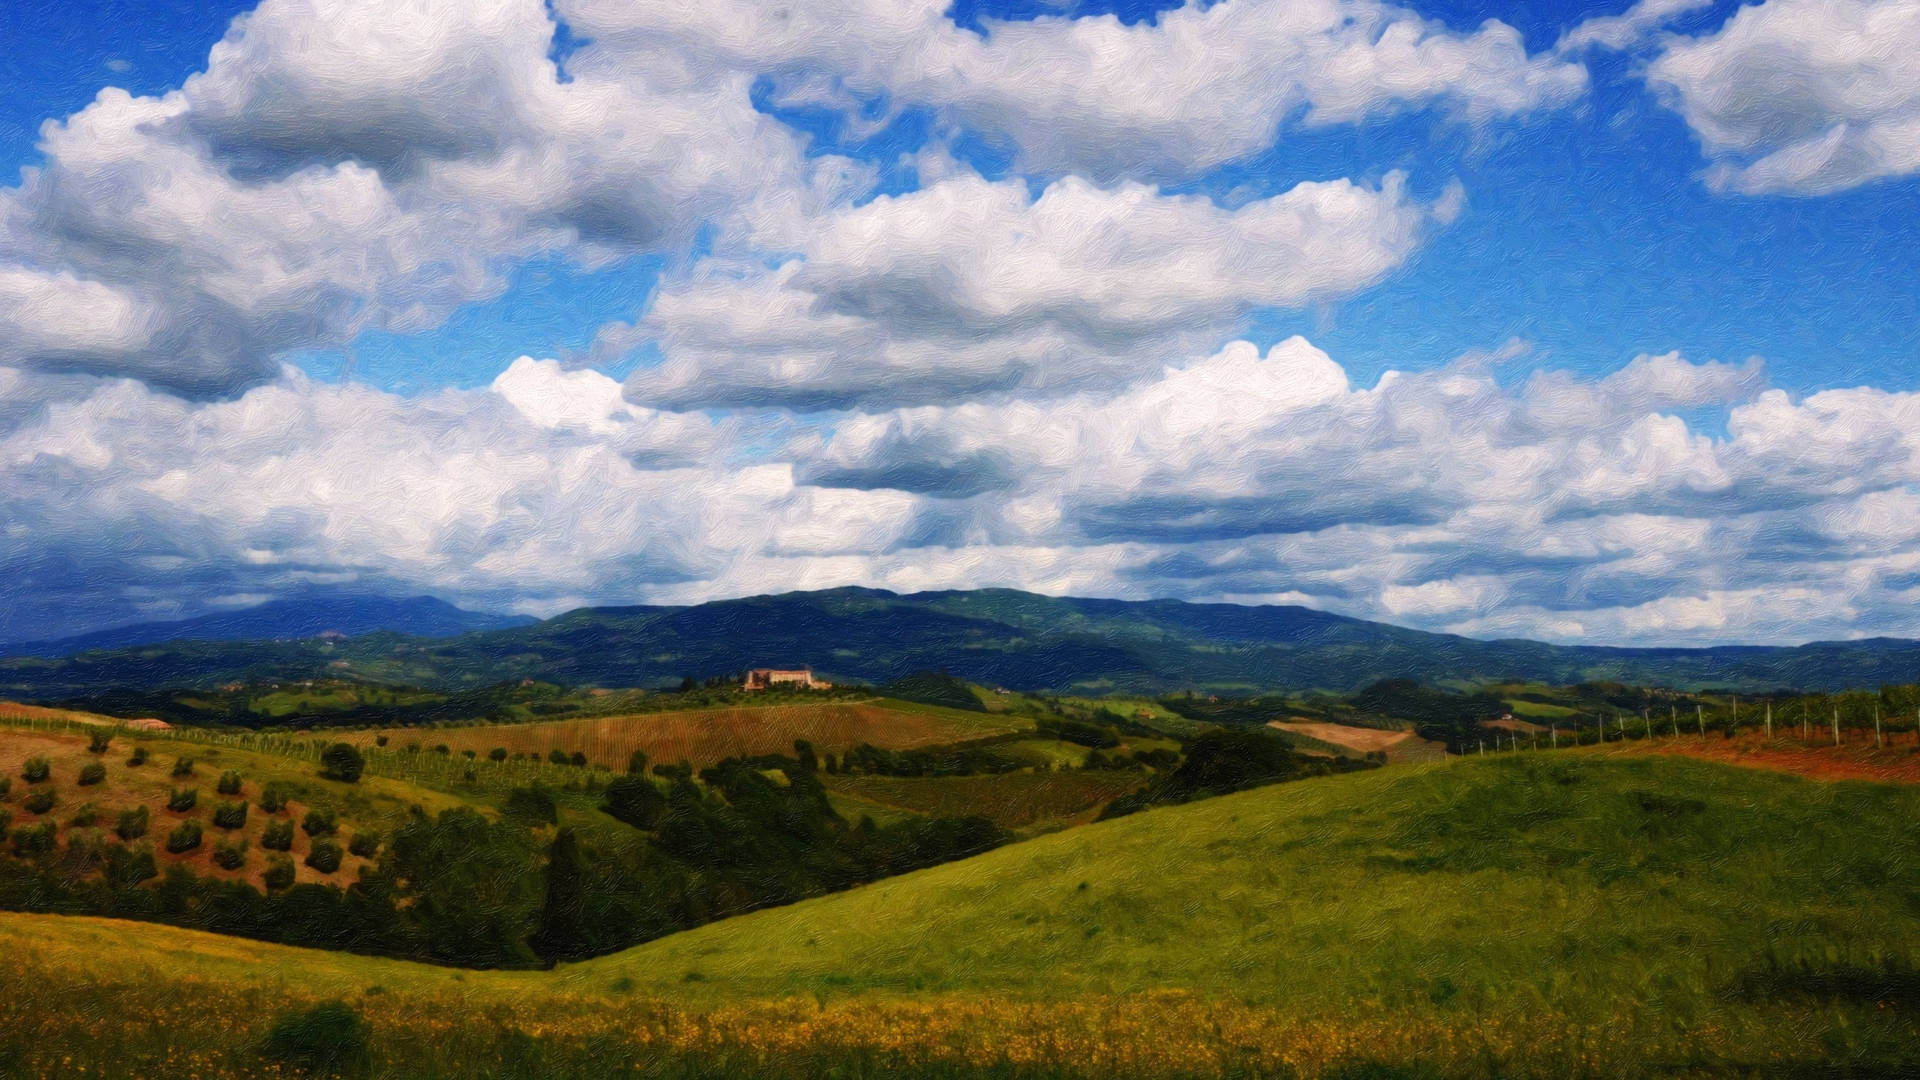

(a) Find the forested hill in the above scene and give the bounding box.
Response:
[6,586,1920,697]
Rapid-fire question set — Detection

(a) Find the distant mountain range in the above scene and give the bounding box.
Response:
[0,594,532,659]
[4,586,1920,698]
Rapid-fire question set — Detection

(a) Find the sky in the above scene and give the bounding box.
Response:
[2,0,1919,646]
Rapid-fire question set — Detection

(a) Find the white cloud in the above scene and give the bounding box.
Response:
[623,172,1447,409]
[10,343,1920,645]
[561,0,1587,179]
[1647,0,1920,194]
[0,0,809,396]
[1558,0,1714,53]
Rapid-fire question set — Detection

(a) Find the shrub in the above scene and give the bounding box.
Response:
[106,844,158,889]
[462,749,476,760]
[261,818,295,851]
[434,744,449,755]
[302,807,336,837]
[0,777,9,798]
[165,820,203,853]
[504,785,557,825]
[171,757,195,778]
[24,789,56,815]
[217,770,243,796]
[570,751,589,768]
[259,1001,372,1077]
[212,837,247,870]
[77,762,107,786]
[21,757,50,784]
[305,838,344,874]
[348,830,380,858]
[167,787,198,813]
[0,808,10,833]
[212,800,249,830]
[259,783,287,813]
[87,730,112,754]
[489,747,508,762]
[69,803,99,829]
[374,734,389,747]
[11,822,56,856]
[601,775,667,831]
[263,853,296,890]
[128,747,148,766]
[548,749,569,766]
[320,742,364,783]
[115,805,149,841]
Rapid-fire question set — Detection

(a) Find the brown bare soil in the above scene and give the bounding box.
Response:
[1269,721,1409,753]
[1617,730,1920,784]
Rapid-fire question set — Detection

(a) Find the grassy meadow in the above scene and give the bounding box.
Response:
[2,750,1916,1077]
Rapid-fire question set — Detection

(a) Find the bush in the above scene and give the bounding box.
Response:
[165,820,202,853]
[434,744,449,755]
[115,805,149,841]
[489,747,508,762]
[0,776,9,798]
[106,844,158,889]
[348,830,380,858]
[77,761,107,786]
[167,787,198,813]
[11,822,56,856]
[302,807,337,837]
[259,783,288,814]
[69,803,98,829]
[261,818,295,851]
[374,734,389,747]
[263,854,296,891]
[217,770,243,796]
[548,749,569,766]
[320,742,365,783]
[212,837,247,870]
[504,785,557,825]
[212,801,248,830]
[24,789,56,814]
[0,808,10,833]
[21,757,50,784]
[260,1001,372,1077]
[305,838,344,874]
[128,747,148,766]
[171,757,195,778]
[601,775,667,831]
[87,730,112,754]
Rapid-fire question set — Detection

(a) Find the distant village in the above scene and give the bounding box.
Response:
[740,667,832,692]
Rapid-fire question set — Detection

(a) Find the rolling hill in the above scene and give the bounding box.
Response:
[0,593,531,659]
[4,751,1916,1077]
[9,586,1920,699]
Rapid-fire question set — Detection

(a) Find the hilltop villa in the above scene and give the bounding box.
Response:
[742,667,831,691]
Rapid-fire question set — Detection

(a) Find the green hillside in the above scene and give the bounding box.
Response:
[4,752,1916,1077]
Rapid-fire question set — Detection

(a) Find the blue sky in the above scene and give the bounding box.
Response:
[3,0,1920,646]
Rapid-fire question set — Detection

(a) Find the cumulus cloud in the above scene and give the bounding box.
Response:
[9,343,1920,645]
[561,0,1586,180]
[1647,0,1920,194]
[621,172,1449,409]
[0,0,807,396]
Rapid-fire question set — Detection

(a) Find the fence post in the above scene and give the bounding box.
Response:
[1833,707,1841,747]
